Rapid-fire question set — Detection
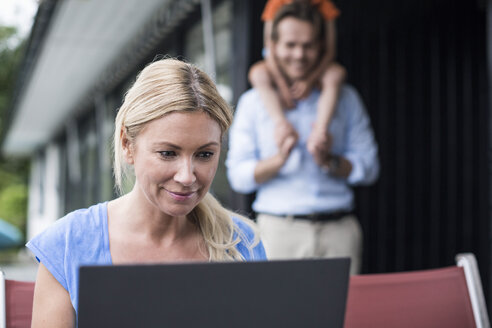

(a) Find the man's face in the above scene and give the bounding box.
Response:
[273,17,320,83]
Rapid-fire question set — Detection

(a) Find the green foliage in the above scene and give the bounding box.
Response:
[0,184,28,231]
[0,159,28,187]
[0,26,16,41]
[0,25,25,134]
[0,24,29,240]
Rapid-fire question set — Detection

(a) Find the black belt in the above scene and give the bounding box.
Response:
[266,211,353,222]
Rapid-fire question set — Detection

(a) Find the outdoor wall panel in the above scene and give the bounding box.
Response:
[335,0,489,301]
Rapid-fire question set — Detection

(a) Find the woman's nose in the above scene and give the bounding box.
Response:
[173,159,196,186]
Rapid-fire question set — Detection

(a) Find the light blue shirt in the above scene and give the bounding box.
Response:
[26,202,266,315]
[226,85,379,215]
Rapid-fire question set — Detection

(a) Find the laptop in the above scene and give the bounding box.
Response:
[78,258,350,328]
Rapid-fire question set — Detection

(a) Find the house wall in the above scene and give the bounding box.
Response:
[336,0,490,307]
[27,143,62,240]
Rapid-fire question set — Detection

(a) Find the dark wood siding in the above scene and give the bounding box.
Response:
[335,0,490,304]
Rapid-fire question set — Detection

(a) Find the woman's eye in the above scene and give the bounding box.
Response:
[197,152,214,160]
[159,151,176,158]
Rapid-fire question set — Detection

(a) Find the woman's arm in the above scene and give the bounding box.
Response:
[31,263,75,328]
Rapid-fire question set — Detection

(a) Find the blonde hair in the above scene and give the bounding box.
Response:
[113,58,259,261]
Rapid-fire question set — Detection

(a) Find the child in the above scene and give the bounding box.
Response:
[248,0,346,161]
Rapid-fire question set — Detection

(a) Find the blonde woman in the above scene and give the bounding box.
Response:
[27,58,266,327]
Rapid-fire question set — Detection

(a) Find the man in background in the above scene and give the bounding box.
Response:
[226,1,379,274]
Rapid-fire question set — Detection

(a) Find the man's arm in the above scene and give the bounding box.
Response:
[254,135,296,184]
[226,93,265,193]
[310,86,378,183]
[339,86,380,185]
[310,133,352,178]
[227,92,295,192]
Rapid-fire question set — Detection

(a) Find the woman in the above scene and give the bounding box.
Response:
[27,58,266,327]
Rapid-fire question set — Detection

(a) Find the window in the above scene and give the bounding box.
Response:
[183,0,233,206]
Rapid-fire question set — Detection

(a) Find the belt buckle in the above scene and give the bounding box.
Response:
[286,214,296,222]
[308,213,321,221]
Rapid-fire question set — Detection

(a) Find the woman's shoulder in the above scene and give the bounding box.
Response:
[27,202,108,252]
[46,202,107,236]
[25,202,110,293]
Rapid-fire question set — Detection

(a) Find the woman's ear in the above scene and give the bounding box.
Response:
[121,127,134,164]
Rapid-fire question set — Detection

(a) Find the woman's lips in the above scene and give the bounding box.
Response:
[166,190,196,201]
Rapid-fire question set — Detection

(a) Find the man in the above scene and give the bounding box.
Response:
[226,1,379,274]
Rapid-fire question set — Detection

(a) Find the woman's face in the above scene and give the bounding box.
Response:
[124,111,222,218]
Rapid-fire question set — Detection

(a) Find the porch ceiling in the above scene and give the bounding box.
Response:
[3,0,166,156]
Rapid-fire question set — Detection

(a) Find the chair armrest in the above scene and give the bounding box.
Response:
[456,253,490,328]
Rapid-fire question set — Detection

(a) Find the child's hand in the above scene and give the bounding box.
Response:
[291,80,313,100]
[278,135,297,162]
[307,127,333,166]
[275,119,298,150]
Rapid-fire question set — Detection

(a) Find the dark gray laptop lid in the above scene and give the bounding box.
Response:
[78,258,350,328]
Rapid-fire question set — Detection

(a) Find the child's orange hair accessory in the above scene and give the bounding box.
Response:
[261,0,340,22]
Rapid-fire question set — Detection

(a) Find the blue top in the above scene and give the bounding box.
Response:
[226,85,379,215]
[26,202,266,314]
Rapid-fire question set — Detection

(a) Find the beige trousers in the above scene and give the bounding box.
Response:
[257,213,363,274]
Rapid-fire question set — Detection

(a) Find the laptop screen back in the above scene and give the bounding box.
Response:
[78,258,350,328]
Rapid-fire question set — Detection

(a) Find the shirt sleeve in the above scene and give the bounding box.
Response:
[26,216,71,291]
[340,86,380,185]
[226,93,261,194]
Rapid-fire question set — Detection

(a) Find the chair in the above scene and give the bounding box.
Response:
[344,253,490,328]
[0,270,35,328]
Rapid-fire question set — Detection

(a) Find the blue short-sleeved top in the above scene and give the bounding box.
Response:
[26,202,266,313]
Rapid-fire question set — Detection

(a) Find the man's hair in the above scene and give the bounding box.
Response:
[270,0,326,44]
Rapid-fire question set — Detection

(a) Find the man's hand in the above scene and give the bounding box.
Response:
[307,128,353,178]
[254,133,297,184]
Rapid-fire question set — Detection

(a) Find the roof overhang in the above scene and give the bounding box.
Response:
[3,0,199,156]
